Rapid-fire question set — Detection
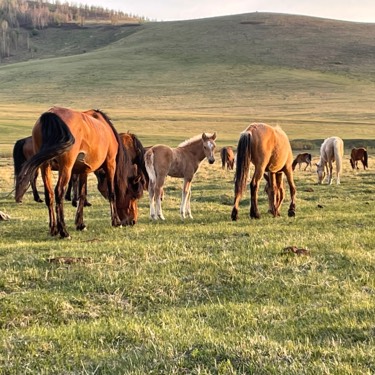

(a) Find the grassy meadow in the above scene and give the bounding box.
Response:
[1,12,375,374]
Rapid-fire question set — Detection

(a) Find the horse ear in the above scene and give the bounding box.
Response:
[212,132,217,140]
[202,133,208,141]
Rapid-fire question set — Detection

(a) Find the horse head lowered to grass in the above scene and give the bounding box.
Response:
[231,123,296,220]
[16,107,142,238]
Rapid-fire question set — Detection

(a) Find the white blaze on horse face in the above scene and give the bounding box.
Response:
[205,140,216,164]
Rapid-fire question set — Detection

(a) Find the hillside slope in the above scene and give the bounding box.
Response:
[1,12,375,149]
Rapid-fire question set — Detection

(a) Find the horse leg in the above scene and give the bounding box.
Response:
[155,183,165,220]
[267,173,278,217]
[148,179,157,220]
[249,169,263,219]
[284,167,296,217]
[55,168,72,238]
[105,163,121,227]
[274,173,285,216]
[180,179,192,219]
[75,174,87,231]
[65,176,73,202]
[41,164,58,236]
[327,162,333,185]
[31,169,43,203]
[186,187,193,219]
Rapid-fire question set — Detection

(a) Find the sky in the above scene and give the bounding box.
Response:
[77,0,375,23]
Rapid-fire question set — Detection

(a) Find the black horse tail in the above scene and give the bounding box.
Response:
[15,112,75,202]
[13,137,28,180]
[364,149,368,169]
[291,157,298,171]
[221,148,227,169]
[231,132,252,220]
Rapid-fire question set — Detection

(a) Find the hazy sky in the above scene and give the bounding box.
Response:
[78,0,375,23]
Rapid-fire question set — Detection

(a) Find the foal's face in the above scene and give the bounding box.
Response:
[202,132,217,164]
[316,163,325,184]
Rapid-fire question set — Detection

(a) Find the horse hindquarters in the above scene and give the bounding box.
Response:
[145,149,164,220]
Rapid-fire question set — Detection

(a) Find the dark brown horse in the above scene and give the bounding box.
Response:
[292,153,312,171]
[13,136,89,206]
[16,107,138,238]
[350,147,368,170]
[95,132,146,224]
[220,146,235,170]
[232,123,296,220]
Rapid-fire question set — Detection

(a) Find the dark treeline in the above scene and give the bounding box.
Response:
[0,0,146,60]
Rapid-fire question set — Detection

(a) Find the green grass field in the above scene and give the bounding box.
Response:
[1,12,375,374]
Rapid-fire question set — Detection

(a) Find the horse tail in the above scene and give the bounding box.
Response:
[131,133,149,187]
[221,148,227,169]
[334,139,343,174]
[232,132,251,220]
[144,149,156,186]
[15,112,75,202]
[364,149,368,169]
[13,138,28,180]
[292,157,298,171]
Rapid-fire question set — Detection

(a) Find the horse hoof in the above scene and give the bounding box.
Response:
[288,210,296,217]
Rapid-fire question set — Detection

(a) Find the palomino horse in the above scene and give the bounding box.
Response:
[220,146,235,170]
[231,123,296,220]
[350,147,368,170]
[13,136,90,206]
[316,136,344,184]
[145,132,217,220]
[292,153,312,171]
[16,107,138,238]
[95,132,147,224]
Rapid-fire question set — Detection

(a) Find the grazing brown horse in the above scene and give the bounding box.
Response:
[220,146,235,170]
[145,132,217,220]
[16,107,138,238]
[95,132,146,224]
[350,147,368,170]
[231,123,296,220]
[13,136,89,206]
[292,153,312,171]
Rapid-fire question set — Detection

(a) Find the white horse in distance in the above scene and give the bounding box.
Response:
[316,136,344,184]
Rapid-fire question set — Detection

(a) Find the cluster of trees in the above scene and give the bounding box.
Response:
[0,0,144,60]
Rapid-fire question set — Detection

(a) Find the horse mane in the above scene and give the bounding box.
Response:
[178,133,215,148]
[92,109,131,200]
[128,132,149,185]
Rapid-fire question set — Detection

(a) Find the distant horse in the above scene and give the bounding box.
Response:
[16,107,140,238]
[292,152,312,171]
[95,132,147,224]
[145,132,217,220]
[316,136,344,185]
[231,123,296,220]
[13,136,90,206]
[350,147,368,170]
[220,146,235,170]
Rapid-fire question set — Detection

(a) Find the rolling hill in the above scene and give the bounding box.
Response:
[1,12,375,151]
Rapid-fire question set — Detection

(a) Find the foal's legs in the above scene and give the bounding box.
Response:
[148,179,157,219]
[180,179,192,219]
